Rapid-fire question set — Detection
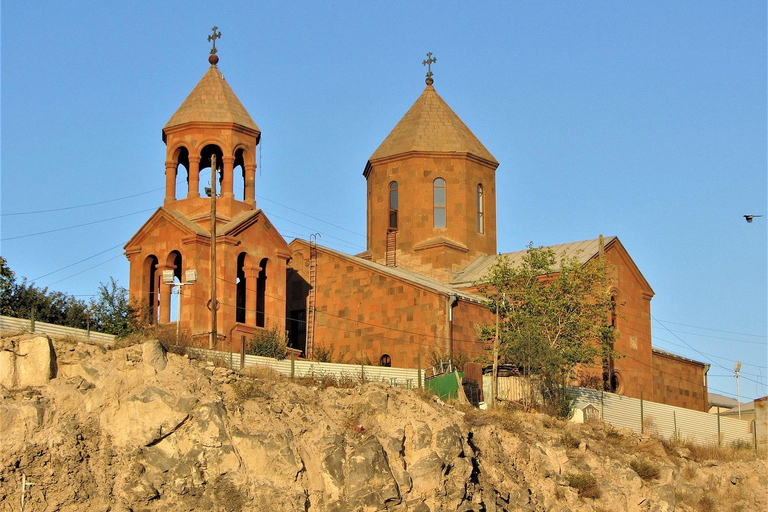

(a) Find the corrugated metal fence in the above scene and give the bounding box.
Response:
[572,387,753,446]
[186,347,425,388]
[0,315,116,345]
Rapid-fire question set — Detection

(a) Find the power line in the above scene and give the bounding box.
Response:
[653,316,766,388]
[1,185,166,216]
[653,319,766,339]
[46,254,125,287]
[31,243,125,282]
[256,195,366,239]
[2,208,157,241]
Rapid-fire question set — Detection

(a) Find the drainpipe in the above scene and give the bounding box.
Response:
[447,294,458,363]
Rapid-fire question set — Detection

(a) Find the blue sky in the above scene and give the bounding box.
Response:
[1,2,765,400]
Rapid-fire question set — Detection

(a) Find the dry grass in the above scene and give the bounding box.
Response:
[561,430,581,449]
[567,472,600,499]
[231,378,270,402]
[629,459,660,480]
[463,406,524,435]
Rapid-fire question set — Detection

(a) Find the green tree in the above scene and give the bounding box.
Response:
[90,277,134,337]
[479,243,617,416]
[0,256,16,316]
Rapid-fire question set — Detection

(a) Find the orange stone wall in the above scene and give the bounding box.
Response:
[365,153,497,281]
[451,299,494,362]
[651,351,709,411]
[603,243,656,402]
[126,211,289,353]
[290,241,487,369]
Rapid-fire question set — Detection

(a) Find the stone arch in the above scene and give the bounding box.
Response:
[233,147,247,201]
[166,251,182,322]
[256,257,268,327]
[172,146,190,200]
[143,255,159,324]
[199,143,225,197]
[236,252,248,323]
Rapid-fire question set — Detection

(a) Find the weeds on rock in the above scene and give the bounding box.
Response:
[567,472,600,499]
[561,431,581,449]
[629,459,660,480]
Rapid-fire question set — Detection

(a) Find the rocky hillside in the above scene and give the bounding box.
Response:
[1,333,765,512]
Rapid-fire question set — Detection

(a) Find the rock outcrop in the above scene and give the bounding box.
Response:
[0,333,765,512]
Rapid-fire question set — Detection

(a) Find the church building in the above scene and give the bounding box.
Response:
[125,41,709,412]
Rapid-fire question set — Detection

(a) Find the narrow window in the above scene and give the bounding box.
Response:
[379,354,392,367]
[477,184,484,234]
[388,181,398,230]
[433,178,446,228]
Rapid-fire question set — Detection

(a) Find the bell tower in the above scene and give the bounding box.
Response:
[362,54,499,281]
[125,30,291,351]
[161,27,260,222]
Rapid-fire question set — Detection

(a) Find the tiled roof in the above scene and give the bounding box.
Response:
[451,237,617,287]
[163,65,259,134]
[368,85,497,165]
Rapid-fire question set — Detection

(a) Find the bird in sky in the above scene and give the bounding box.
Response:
[743,215,763,223]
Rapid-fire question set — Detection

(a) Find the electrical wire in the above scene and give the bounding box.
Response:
[2,208,157,241]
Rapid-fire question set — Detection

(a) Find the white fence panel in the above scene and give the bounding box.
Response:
[572,387,753,446]
[0,315,116,345]
[186,347,424,388]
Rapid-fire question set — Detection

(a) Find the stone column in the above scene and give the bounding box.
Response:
[244,162,256,206]
[164,162,176,204]
[221,156,234,199]
[245,264,260,325]
[188,157,200,198]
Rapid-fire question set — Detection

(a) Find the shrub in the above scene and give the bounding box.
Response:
[567,472,600,499]
[246,328,288,360]
[630,459,660,480]
[561,431,581,449]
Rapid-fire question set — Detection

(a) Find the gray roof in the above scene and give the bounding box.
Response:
[451,236,617,287]
[291,239,486,304]
[708,393,740,409]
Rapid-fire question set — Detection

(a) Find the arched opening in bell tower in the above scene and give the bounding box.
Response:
[174,147,190,200]
[233,148,246,202]
[199,144,224,197]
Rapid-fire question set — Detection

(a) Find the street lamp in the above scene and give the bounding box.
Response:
[163,269,197,345]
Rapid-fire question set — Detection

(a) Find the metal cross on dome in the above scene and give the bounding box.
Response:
[208,26,222,55]
[423,52,437,85]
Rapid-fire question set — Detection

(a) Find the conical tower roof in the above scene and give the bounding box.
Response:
[368,85,497,166]
[163,65,259,139]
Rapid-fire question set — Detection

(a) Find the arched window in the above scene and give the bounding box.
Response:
[477,184,484,234]
[433,178,446,228]
[143,255,159,324]
[388,181,398,230]
[236,252,247,323]
[379,354,392,367]
[256,258,268,327]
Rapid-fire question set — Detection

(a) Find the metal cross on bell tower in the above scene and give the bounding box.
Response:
[208,26,222,65]
[423,52,437,86]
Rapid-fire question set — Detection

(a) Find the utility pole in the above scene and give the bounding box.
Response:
[493,297,499,407]
[209,154,218,349]
[734,361,742,420]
